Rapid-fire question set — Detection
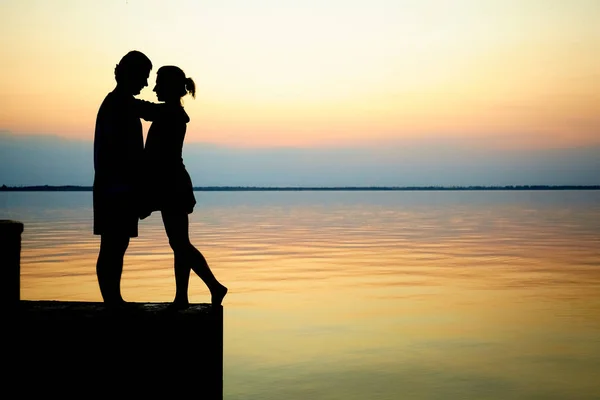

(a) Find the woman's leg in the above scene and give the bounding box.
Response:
[162,210,227,305]
[172,252,190,306]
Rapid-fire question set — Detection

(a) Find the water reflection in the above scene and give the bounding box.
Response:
[3,190,600,399]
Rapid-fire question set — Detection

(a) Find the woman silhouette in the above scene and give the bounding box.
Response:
[142,65,227,307]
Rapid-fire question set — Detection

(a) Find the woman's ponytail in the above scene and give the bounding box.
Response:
[185,77,196,98]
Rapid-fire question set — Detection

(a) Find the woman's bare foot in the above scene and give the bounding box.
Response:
[167,299,190,311]
[169,294,190,309]
[211,284,228,306]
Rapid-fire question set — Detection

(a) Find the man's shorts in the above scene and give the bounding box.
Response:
[93,188,139,238]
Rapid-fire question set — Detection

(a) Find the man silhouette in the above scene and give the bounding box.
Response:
[93,50,153,306]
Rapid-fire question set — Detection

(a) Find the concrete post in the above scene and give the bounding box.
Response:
[0,220,23,308]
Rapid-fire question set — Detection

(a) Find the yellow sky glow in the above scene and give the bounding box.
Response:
[1,0,599,148]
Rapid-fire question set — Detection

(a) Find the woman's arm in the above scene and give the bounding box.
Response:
[132,98,164,121]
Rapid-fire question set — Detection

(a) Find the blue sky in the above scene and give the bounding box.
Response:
[1,131,598,187]
[1,1,599,187]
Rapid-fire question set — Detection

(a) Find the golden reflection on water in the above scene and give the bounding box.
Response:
[6,191,600,399]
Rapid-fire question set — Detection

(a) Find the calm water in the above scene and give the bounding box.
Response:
[2,190,600,399]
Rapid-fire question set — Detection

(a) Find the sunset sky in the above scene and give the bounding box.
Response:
[1,0,599,185]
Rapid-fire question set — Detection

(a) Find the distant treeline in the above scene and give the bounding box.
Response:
[2,184,599,192]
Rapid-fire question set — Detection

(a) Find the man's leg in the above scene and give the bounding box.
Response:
[96,234,130,305]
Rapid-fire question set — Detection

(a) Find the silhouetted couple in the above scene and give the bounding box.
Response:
[93,50,227,308]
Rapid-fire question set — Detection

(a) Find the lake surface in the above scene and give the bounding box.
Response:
[2,190,600,399]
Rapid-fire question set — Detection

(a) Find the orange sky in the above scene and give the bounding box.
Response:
[1,0,599,149]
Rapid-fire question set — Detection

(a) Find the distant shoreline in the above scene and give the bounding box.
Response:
[1,185,599,192]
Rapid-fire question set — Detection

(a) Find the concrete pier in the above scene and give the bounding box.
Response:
[16,301,224,398]
[5,220,223,399]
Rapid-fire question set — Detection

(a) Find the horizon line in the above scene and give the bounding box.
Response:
[1,185,599,192]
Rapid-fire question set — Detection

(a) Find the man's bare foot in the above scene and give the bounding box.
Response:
[211,284,228,306]
[104,298,126,308]
[104,299,138,315]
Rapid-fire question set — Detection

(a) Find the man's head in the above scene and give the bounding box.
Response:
[114,50,152,95]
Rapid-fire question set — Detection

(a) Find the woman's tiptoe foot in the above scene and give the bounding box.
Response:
[211,284,228,306]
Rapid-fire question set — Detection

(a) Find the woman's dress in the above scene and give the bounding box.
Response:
[142,103,196,215]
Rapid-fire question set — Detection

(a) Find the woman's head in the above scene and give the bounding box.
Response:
[153,66,195,103]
